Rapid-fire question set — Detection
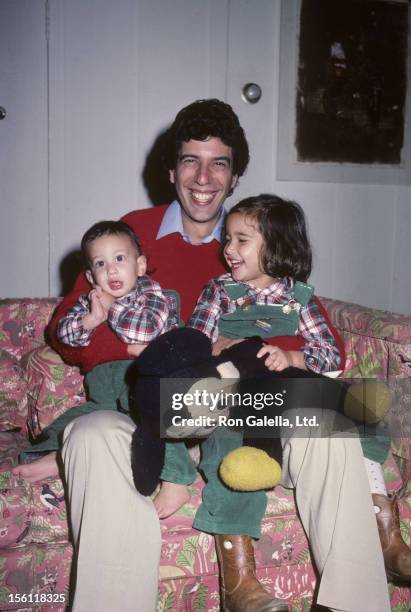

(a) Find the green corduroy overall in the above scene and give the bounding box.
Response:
[162,280,314,538]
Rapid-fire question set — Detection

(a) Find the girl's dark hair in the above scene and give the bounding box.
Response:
[81,220,141,267]
[225,194,312,282]
[163,99,249,177]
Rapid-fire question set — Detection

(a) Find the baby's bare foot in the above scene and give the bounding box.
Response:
[12,452,59,483]
[154,482,190,519]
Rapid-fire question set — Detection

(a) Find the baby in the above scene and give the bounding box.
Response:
[13,220,178,482]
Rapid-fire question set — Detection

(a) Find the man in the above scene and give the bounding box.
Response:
[48,99,392,612]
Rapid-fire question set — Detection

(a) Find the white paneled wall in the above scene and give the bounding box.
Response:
[0,0,410,313]
[47,0,233,295]
[223,1,411,314]
[0,0,49,296]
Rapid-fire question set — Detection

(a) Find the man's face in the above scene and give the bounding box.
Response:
[169,137,238,227]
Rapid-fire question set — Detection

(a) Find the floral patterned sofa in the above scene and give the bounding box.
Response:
[0,297,410,612]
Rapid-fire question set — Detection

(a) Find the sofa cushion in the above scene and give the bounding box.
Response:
[0,432,69,551]
[0,299,60,361]
[1,543,72,609]
[0,472,69,549]
[0,350,28,432]
[0,431,28,470]
[22,346,85,440]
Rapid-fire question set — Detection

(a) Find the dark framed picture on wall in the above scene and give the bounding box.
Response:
[277,0,411,184]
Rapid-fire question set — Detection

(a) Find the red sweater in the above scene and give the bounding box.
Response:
[48,204,345,373]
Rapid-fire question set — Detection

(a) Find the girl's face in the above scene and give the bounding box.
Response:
[223,212,274,289]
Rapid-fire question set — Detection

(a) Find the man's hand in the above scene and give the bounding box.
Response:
[256,345,306,371]
[212,335,244,356]
[127,343,148,358]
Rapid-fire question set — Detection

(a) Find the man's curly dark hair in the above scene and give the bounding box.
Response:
[163,99,249,177]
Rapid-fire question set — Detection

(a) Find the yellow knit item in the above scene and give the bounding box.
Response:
[344,380,392,424]
[219,446,282,492]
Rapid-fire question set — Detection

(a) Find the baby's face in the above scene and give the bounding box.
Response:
[85,233,146,298]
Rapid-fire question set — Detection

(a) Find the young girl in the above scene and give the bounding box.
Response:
[142,193,342,521]
[132,194,409,588]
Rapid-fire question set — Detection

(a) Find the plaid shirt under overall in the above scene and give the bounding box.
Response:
[188,273,340,374]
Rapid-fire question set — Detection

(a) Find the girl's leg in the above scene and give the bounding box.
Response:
[194,429,267,538]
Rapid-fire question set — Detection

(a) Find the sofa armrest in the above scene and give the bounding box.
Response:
[0,349,29,432]
[321,297,411,461]
[21,345,85,439]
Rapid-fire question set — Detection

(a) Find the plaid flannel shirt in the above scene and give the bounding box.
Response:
[188,273,340,374]
[57,276,178,346]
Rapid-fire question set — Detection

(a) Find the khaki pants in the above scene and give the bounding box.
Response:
[281,409,390,612]
[62,409,390,612]
[62,411,161,612]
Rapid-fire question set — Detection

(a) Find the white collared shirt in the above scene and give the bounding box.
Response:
[156,200,225,245]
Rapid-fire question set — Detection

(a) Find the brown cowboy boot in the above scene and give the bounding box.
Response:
[373,493,411,584]
[215,534,288,611]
